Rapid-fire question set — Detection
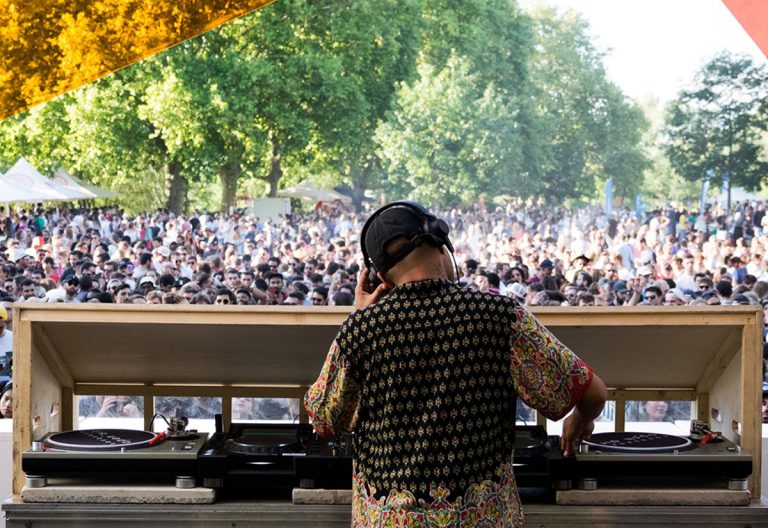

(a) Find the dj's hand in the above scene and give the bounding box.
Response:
[355,269,389,309]
[560,411,594,457]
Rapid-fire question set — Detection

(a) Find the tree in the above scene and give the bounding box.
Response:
[375,0,536,204]
[527,5,649,204]
[377,57,528,204]
[663,52,768,209]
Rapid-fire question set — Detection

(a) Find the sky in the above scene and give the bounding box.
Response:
[520,0,767,104]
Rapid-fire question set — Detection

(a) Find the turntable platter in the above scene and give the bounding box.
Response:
[225,429,299,455]
[232,430,296,448]
[45,429,156,451]
[584,432,693,453]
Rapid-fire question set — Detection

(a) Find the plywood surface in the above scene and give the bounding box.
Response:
[15,305,754,390]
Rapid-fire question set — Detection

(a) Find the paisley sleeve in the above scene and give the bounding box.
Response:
[509,304,593,421]
[304,340,362,437]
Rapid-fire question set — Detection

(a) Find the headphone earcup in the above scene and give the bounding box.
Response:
[427,218,453,253]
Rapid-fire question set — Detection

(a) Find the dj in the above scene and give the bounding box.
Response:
[305,201,607,527]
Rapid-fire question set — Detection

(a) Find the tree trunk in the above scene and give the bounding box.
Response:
[165,162,187,214]
[265,138,282,197]
[219,161,241,213]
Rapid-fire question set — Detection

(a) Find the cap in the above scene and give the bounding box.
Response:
[637,266,653,276]
[139,276,156,286]
[65,276,80,286]
[666,288,686,303]
[731,293,751,305]
[0,305,7,321]
[571,255,591,265]
[364,206,428,275]
[540,259,554,269]
[153,246,170,258]
[612,280,628,293]
[508,282,528,302]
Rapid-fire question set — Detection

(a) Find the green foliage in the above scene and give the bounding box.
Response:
[0,1,661,211]
[527,5,649,203]
[377,57,528,203]
[663,52,768,194]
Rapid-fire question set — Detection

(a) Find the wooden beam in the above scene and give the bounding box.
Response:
[74,384,308,399]
[740,313,762,497]
[61,386,74,431]
[696,393,709,422]
[32,325,74,388]
[615,400,626,433]
[12,318,32,496]
[608,389,696,401]
[696,329,741,394]
[221,396,232,432]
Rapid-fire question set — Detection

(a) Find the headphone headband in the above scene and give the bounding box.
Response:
[360,201,453,275]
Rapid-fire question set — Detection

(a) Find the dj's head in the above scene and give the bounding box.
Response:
[361,201,454,282]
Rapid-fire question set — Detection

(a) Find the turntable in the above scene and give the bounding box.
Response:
[22,428,209,489]
[549,431,753,492]
[199,421,353,497]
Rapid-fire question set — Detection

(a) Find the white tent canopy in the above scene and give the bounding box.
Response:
[713,186,764,206]
[52,167,118,199]
[0,158,92,203]
[277,180,351,204]
[0,174,41,203]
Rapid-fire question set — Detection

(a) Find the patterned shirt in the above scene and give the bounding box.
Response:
[305,278,593,527]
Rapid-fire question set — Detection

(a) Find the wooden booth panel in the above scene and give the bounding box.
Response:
[39,322,339,386]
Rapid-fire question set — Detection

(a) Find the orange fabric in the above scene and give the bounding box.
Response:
[0,0,275,120]
[722,0,768,58]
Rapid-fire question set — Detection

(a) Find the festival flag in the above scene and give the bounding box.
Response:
[700,167,712,212]
[604,178,613,215]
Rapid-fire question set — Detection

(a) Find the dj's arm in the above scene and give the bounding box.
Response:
[509,303,601,436]
[561,373,607,456]
[304,340,361,438]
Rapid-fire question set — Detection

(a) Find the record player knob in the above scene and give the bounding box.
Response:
[31,441,43,452]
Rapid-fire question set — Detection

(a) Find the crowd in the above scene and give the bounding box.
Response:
[1,198,768,422]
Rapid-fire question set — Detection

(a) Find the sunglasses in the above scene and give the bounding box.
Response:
[215,298,230,304]
[645,295,657,301]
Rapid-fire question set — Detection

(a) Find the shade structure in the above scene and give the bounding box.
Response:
[52,168,118,199]
[0,174,42,203]
[277,180,351,204]
[0,158,93,203]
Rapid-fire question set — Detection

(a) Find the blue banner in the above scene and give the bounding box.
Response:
[700,167,712,212]
[604,177,613,215]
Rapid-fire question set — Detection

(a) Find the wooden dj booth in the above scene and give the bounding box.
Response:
[2,303,767,527]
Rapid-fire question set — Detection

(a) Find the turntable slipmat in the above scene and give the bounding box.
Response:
[584,432,693,453]
[45,429,156,451]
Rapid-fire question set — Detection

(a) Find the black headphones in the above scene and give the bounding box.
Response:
[360,201,454,285]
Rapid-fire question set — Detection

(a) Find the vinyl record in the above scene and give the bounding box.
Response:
[584,432,692,453]
[45,429,156,451]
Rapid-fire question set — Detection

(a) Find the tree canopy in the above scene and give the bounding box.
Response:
[0,1,707,213]
[663,52,768,207]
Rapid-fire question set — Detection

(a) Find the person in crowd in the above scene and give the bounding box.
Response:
[305,201,606,526]
[0,306,12,359]
[627,400,672,422]
[78,394,141,418]
[0,380,12,418]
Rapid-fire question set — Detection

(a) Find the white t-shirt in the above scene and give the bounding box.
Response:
[0,329,12,356]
